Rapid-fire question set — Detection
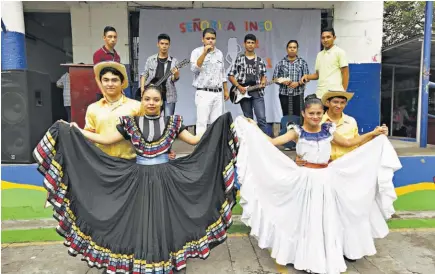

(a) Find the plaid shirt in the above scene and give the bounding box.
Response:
[273,56,309,96]
[228,53,267,94]
[56,72,70,106]
[141,54,179,103]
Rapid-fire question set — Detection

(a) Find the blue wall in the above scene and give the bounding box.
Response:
[1,31,27,70]
[345,63,381,134]
[2,155,434,189]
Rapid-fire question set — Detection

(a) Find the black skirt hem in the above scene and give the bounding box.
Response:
[33,117,239,274]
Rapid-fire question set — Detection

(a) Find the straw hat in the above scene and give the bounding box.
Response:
[321,86,354,105]
[93,61,129,89]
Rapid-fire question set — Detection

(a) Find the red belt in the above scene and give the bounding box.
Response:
[296,156,330,169]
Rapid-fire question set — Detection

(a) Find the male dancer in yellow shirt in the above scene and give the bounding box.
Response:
[85,61,176,159]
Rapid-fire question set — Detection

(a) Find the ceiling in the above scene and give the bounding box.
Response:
[382,35,435,69]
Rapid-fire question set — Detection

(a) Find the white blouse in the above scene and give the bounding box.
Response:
[288,123,336,164]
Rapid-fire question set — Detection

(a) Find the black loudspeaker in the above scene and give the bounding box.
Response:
[1,70,53,163]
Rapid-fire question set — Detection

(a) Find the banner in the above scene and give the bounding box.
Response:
[139,9,320,125]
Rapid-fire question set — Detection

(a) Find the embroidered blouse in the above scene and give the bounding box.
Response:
[288,122,336,164]
[116,115,186,158]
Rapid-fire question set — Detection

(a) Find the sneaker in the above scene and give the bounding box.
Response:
[284,147,291,151]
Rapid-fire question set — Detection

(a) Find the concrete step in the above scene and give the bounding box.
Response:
[3,212,435,231]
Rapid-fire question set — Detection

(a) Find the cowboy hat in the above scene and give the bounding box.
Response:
[321,86,354,105]
[94,61,129,89]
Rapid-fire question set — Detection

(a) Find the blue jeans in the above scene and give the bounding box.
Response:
[164,102,176,116]
[240,91,267,133]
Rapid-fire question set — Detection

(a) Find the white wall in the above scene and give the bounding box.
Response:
[24,1,383,66]
[333,1,383,64]
[2,1,26,33]
[70,2,129,64]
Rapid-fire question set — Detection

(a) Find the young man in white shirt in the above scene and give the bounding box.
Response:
[190,28,229,135]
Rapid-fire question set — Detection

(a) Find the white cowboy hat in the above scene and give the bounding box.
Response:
[321,86,354,105]
[93,61,129,89]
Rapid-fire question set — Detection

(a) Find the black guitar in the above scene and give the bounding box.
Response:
[135,58,190,101]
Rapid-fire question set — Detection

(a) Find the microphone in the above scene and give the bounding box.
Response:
[206,44,213,53]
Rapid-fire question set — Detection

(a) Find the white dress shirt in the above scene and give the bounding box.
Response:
[190,46,226,89]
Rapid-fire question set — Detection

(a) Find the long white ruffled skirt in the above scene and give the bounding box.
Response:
[234,117,402,274]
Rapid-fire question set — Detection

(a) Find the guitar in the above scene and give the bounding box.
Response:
[135,70,151,101]
[229,77,290,104]
[135,58,190,100]
[154,58,190,87]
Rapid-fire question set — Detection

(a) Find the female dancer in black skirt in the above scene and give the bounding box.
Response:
[33,83,238,273]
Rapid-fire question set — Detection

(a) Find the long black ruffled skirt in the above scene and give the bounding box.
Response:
[33,112,238,274]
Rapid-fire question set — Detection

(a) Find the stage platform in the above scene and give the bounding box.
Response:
[2,137,434,216]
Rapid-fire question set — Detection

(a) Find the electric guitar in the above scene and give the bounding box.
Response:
[135,58,190,100]
[154,58,190,87]
[229,77,291,104]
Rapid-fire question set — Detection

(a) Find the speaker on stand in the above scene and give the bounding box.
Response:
[1,70,53,163]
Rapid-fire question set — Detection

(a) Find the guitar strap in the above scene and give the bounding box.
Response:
[255,56,264,95]
[255,55,260,85]
[164,58,173,79]
[161,58,172,99]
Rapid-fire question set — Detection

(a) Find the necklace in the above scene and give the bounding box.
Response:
[106,95,123,106]
[158,57,168,64]
[144,113,161,120]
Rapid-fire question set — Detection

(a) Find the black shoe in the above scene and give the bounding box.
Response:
[344,255,356,262]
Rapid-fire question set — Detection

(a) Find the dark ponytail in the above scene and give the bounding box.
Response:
[303,94,322,111]
[141,84,163,99]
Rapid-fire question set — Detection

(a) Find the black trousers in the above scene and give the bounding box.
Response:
[279,94,303,117]
[65,106,71,122]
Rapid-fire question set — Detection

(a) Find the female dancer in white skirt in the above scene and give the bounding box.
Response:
[234,94,401,274]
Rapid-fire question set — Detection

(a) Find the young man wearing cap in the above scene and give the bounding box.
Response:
[321,88,388,161]
[85,61,176,160]
[85,62,140,159]
[320,88,359,161]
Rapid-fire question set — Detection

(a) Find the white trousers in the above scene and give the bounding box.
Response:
[195,90,224,135]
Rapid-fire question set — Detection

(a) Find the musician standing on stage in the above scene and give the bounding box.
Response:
[272,40,309,119]
[228,34,267,133]
[300,27,349,99]
[140,33,180,116]
[190,28,229,135]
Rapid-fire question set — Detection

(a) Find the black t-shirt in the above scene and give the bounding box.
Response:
[245,57,257,86]
[151,57,170,100]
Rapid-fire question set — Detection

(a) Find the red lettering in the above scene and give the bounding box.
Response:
[179,22,186,33]
[249,21,258,31]
[227,21,236,31]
